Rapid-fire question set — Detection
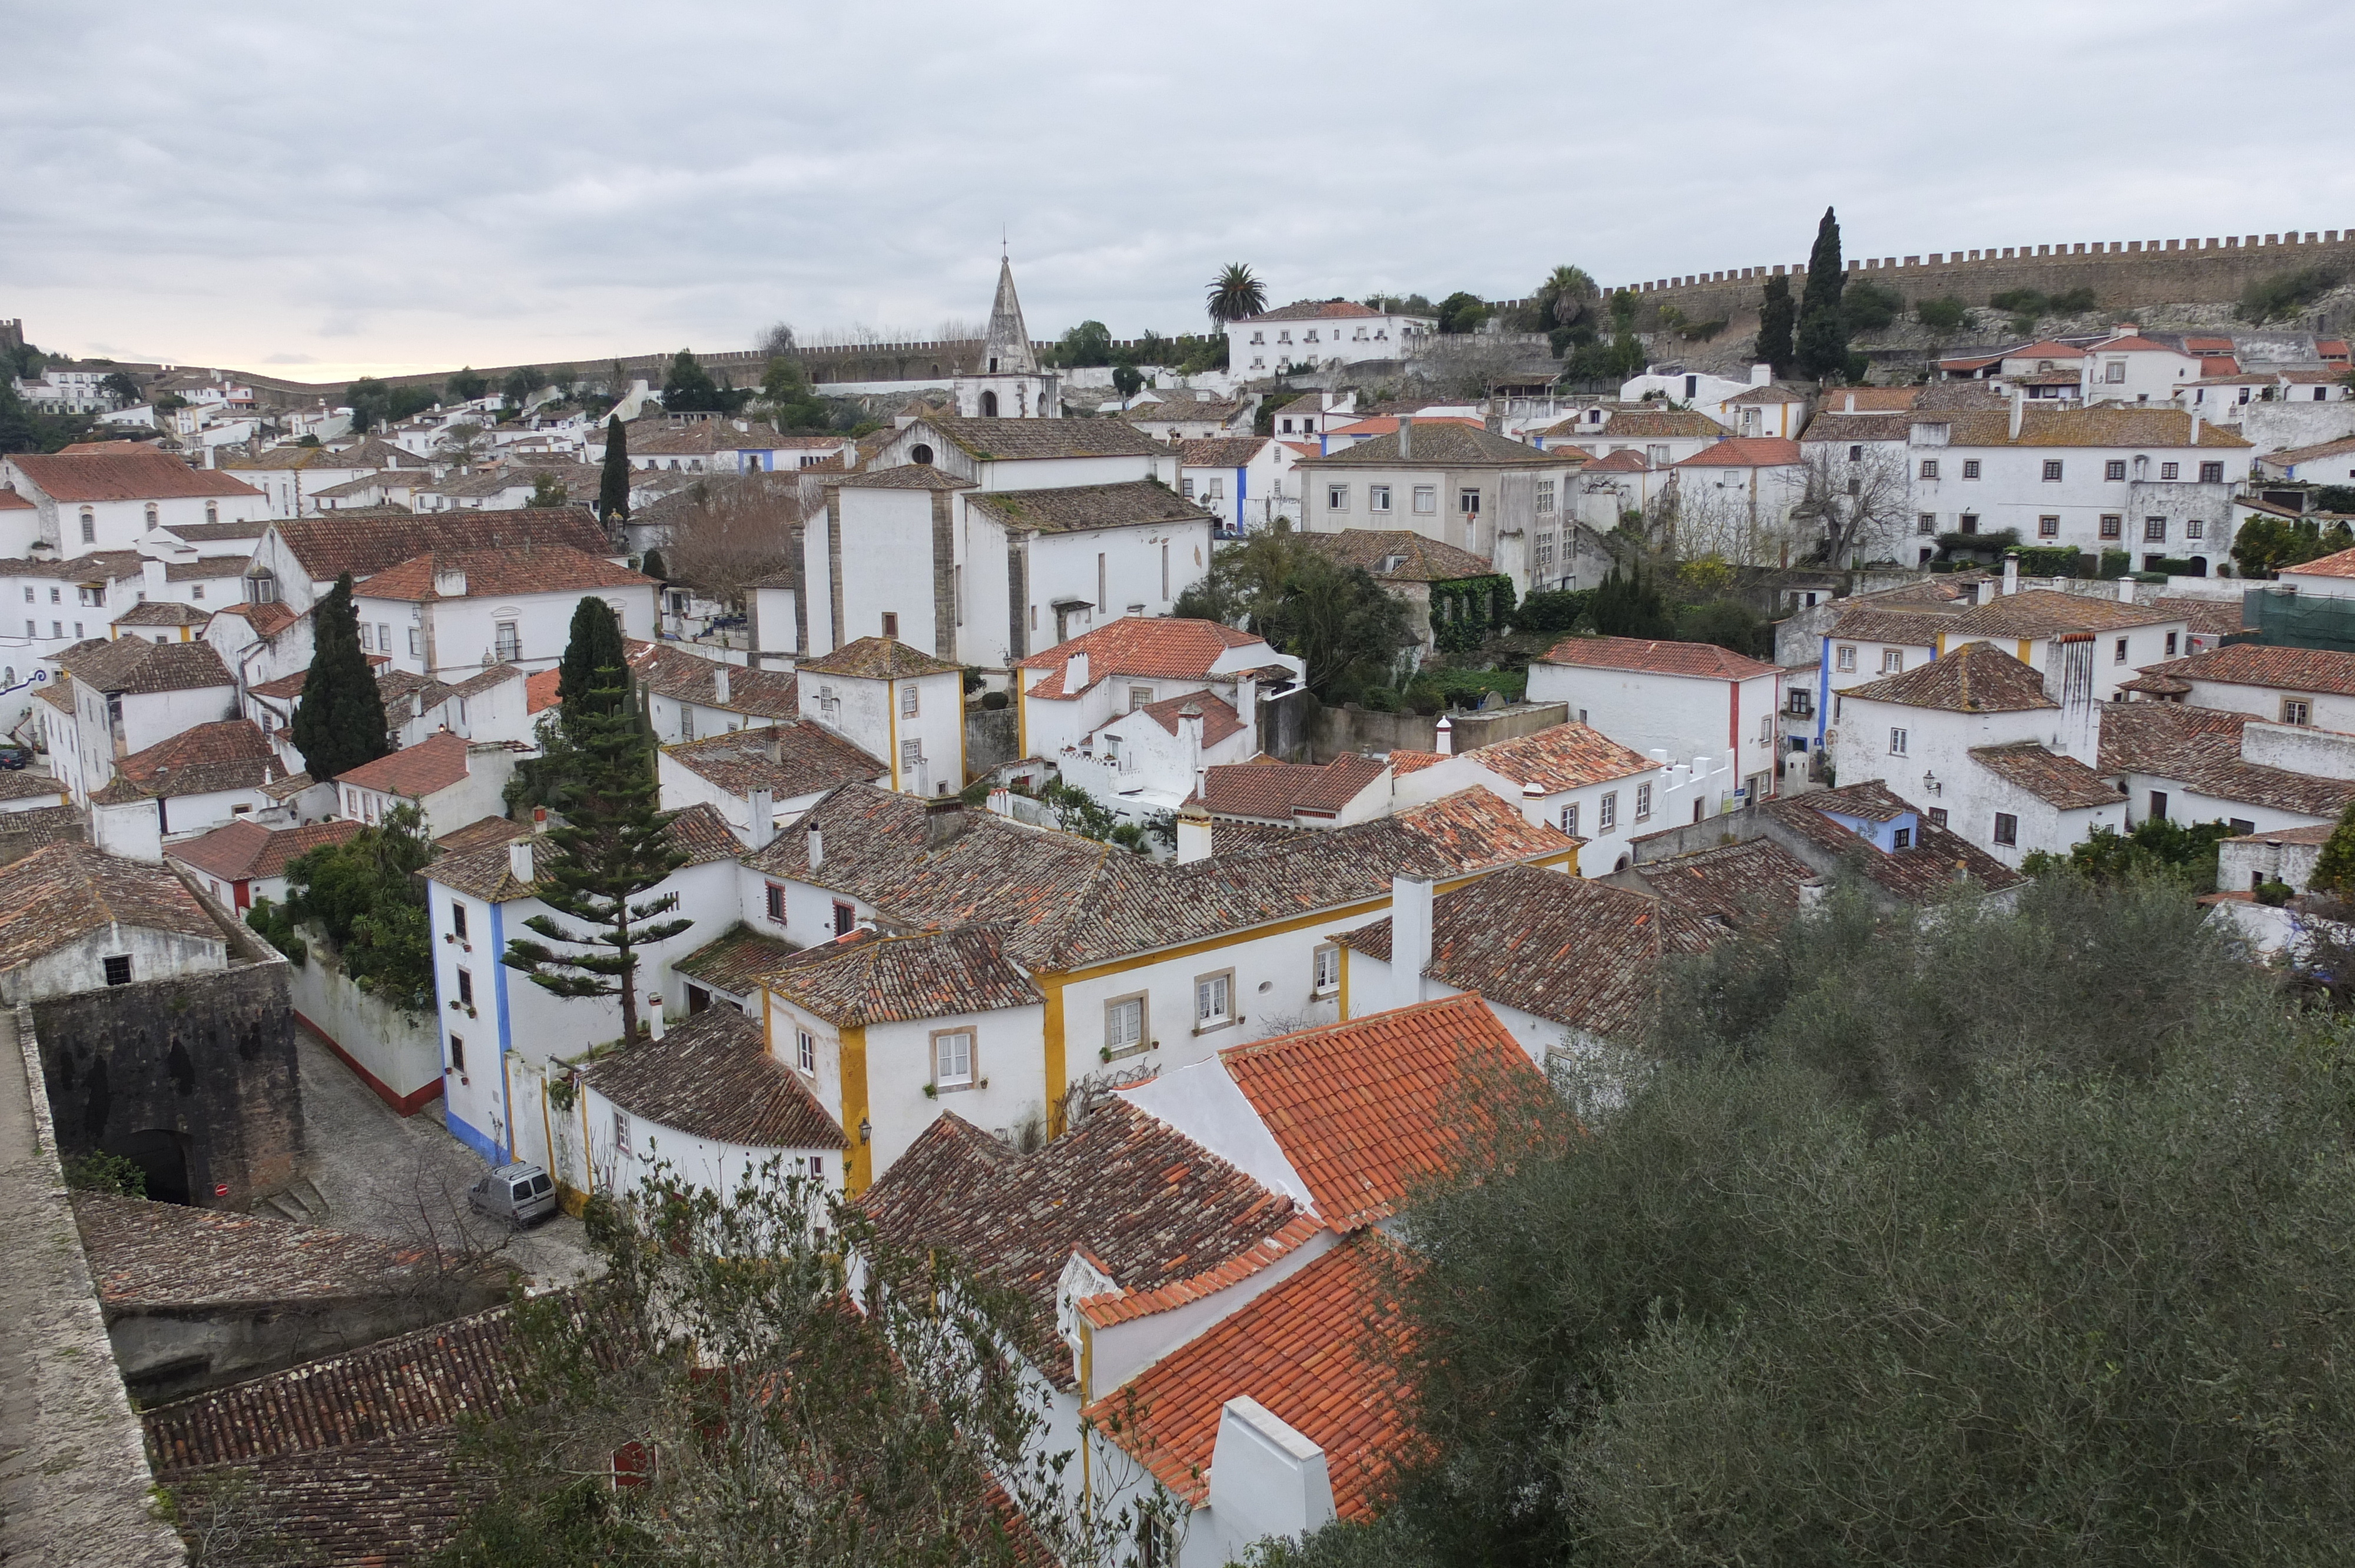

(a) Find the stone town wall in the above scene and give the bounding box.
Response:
[1488,227,2355,333]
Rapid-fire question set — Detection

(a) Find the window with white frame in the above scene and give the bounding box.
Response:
[1598,791,1617,830]
[1559,802,1578,836]
[900,739,923,770]
[1180,478,1195,499]
[1536,480,1556,514]
[797,1028,817,1072]
[1327,484,1349,511]
[1634,782,1653,822]
[1195,970,1233,1028]
[2114,637,2130,664]
[2284,697,2313,726]
[613,1109,632,1158]
[1836,645,1856,672]
[1889,727,1908,756]
[933,1028,974,1088]
[1412,486,1437,514]
[495,621,520,661]
[1106,995,1146,1055]
[900,685,919,717]
[1369,484,1392,512]
[1534,532,1555,573]
[2104,361,2125,384]
[1882,649,1903,673]
[1312,944,1340,995]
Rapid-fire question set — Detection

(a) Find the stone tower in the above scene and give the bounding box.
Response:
[953,254,1059,419]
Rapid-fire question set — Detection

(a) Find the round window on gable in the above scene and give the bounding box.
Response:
[910,444,934,466]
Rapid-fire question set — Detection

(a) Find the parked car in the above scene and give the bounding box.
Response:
[0,746,30,770]
[467,1161,556,1227]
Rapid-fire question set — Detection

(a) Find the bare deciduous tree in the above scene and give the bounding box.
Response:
[652,474,804,607]
[1793,442,1914,567]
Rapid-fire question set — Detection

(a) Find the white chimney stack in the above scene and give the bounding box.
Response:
[508,839,534,885]
[1397,416,1414,460]
[713,663,731,706]
[1390,875,1434,1009]
[1066,650,1089,691]
[1844,393,1856,414]
[648,1005,666,1042]
[1176,804,1213,865]
[2008,384,2024,441]
[747,786,775,849]
[1750,363,1771,387]
[2190,409,2202,444]
[1206,1398,1336,1563]
[2003,552,2020,597]
[2118,575,2138,603]
[1434,715,1453,756]
[807,823,824,869]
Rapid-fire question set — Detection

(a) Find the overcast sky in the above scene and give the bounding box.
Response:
[4,1,2349,384]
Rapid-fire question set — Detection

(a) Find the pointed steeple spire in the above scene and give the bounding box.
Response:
[982,255,1039,376]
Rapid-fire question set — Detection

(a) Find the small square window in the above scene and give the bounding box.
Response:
[1328,484,1350,511]
[1195,971,1233,1027]
[1412,486,1437,514]
[1919,459,1939,480]
[2038,516,2059,537]
[1918,513,1936,535]
[1962,460,1981,479]
[2042,460,2065,481]
[933,1029,975,1088]
[1892,826,1912,850]
[1106,995,1146,1054]
[2144,517,2167,542]
[1370,484,1392,512]
[1882,649,1903,674]
[880,612,899,639]
[2284,698,2313,726]
[1836,645,1856,672]
[2161,461,2180,480]
[1994,812,2018,846]
[1928,807,1949,829]
[102,954,131,986]
[2186,518,2205,540]
[2105,460,2127,481]
[901,685,919,718]
[2200,461,2225,483]
[2099,514,2123,539]
[832,901,855,936]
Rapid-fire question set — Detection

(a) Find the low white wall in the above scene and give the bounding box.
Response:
[284,936,444,1112]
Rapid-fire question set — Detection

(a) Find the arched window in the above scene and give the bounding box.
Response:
[204,501,218,524]
[78,509,94,544]
[144,504,158,530]
[980,391,999,417]
[910,444,934,466]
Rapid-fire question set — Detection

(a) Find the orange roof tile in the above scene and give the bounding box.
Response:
[1219,994,1547,1231]
[1019,616,1273,695]
[1084,1235,1417,1520]
[9,449,263,503]
[353,546,652,602]
[1539,634,1780,680]
[333,730,472,797]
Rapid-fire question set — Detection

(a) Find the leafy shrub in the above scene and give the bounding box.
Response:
[64,1151,145,1197]
[2098,548,2132,579]
[1510,588,1594,638]
[1841,280,1903,333]
[1915,296,1968,334]
[244,897,307,965]
[2014,544,2087,576]
[2313,484,2355,513]
[2240,267,2343,324]
[1988,288,2048,315]
[2256,879,2294,907]
[2048,285,2098,313]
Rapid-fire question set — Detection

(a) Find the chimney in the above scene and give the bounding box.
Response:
[767,733,782,766]
[508,838,534,885]
[987,786,1013,818]
[2003,551,2020,596]
[1066,650,1089,691]
[747,786,775,850]
[713,663,731,706]
[141,558,166,600]
[1397,416,1414,460]
[2118,575,2137,603]
[1434,715,1453,756]
[1844,393,1856,414]
[1207,1397,1337,1554]
[2190,409,2201,444]
[807,824,824,869]
[1390,875,1434,1009]
[2008,385,2024,441]
[1176,803,1213,864]
[648,1005,666,1042]
[433,564,469,599]
[1750,362,1771,387]
[923,796,967,848]
[1235,670,1258,735]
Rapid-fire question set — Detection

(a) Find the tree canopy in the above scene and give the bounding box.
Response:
[597,414,631,529]
[1435,291,1491,335]
[661,348,735,414]
[1174,533,1412,705]
[445,366,489,403]
[289,571,391,782]
[1206,263,1269,325]
[1794,206,1851,381]
[248,803,436,1012]
[1753,273,1795,377]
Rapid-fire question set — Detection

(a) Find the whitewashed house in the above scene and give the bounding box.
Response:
[1225,300,1436,377]
[1525,635,1782,810]
[0,448,268,553]
[1014,617,1296,770]
[331,730,525,839]
[795,637,967,796]
[1387,721,1671,876]
[350,546,656,682]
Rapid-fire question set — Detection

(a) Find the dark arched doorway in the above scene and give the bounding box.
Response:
[111,1128,193,1205]
[980,390,999,417]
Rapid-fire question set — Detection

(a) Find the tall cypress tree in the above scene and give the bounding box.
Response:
[501,608,686,1045]
[597,414,630,542]
[290,572,390,782]
[1795,206,1851,381]
[1754,274,1796,378]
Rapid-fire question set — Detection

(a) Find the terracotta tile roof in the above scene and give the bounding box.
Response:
[0,488,32,510]
[333,729,473,798]
[1945,588,2178,639]
[798,636,961,680]
[1593,408,1735,439]
[116,718,285,799]
[167,818,361,884]
[0,770,64,803]
[2280,544,2355,578]
[114,600,207,627]
[0,805,86,866]
[207,600,299,639]
[835,463,977,491]
[1084,1234,1414,1521]
[671,920,797,997]
[2119,672,2194,697]
[861,1102,1305,1386]
[1299,529,1493,582]
[663,720,887,799]
[1539,633,1780,680]
[0,843,221,970]
[1198,818,1317,855]
[2225,822,2337,845]
[2140,641,2355,695]
[1824,605,1962,645]
[142,1303,529,1471]
[424,803,738,902]
[1342,864,1717,1036]
[1672,436,1802,467]
[1762,783,2028,899]
[1800,410,1916,444]
[156,1430,483,1566]
[1129,689,1243,747]
[1176,437,1269,467]
[579,1005,844,1149]
[433,814,529,853]
[624,418,796,456]
[1386,748,1445,776]
[2095,702,2355,818]
[267,509,613,585]
[8,449,264,502]
[915,414,1166,461]
[1908,406,2252,449]
[1627,837,1822,923]
[964,480,1216,536]
[1837,640,2058,713]
[1245,300,1390,323]
[1575,447,1651,471]
[1323,415,1487,440]
[526,666,560,711]
[74,1192,433,1308]
[2265,437,2355,470]
[764,924,1041,1026]
[1017,616,1272,693]
[1195,753,1389,820]
[748,785,1570,973]
[56,634,233,695]
[626,640,801,716]
[1727,381,1818,405]
[1313,424,1581,468]
[1807,386,1921,412]
[353,546,653,602]
[1218,994,1545,1231]
[1458,721,1657,791]
[1968,741,2127,809]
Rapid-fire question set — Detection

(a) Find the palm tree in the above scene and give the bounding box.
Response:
[1537,264,1598,328]
[1206,264,1269,325]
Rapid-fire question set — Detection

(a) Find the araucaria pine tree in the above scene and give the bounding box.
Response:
[596,413,630,544]
[502,599,687,1044]
[1794,204,1851,382]
[289,571,391,782]
[1754,273,1796,377]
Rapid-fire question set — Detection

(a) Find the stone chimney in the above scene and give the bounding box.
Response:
[2003,551,2020,597]
[713,663,731,706]
[1066,650,1089,691]
[747,786,775,850]
[2008,384,2024,441]
[807,823,824,870]
[923,796,966,848]
[649,1005,666,1041]
[1390,875,1434,1009]
[1397,416,1414,460]
[508,838,534,885]
[1176,802,1213,864]
[1434,715,1453,756]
